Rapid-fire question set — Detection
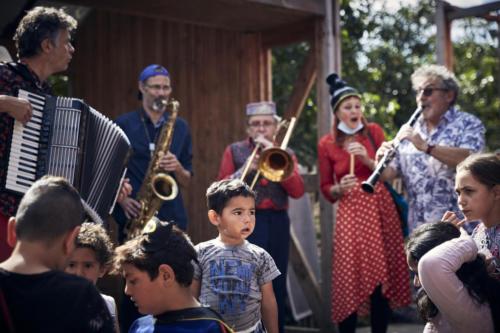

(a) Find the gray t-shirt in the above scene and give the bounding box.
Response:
[193,238,280,332]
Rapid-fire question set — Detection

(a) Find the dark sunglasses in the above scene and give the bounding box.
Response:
[416,87,448,97]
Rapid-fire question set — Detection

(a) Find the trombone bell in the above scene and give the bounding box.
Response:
[258,147,294,182]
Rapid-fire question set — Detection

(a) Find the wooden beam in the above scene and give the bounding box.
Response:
[289,229,328,326]
[262,19,315,48]
[447,1,500,20]
[61,0,318,32]
[315,0,338,332]
[483,13,500,22]
[302,173,318,193]
[283,47,317,120]
[436,0,453,69]
[245,0,325,15]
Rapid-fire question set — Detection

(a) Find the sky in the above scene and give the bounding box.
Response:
[383,0,499,12]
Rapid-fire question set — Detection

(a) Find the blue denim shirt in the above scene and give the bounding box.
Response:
[391,107,485,232]
[113,108,192,235]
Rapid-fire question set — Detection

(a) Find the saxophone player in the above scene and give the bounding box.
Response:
[113,64,193,332]
[114,64,193,241]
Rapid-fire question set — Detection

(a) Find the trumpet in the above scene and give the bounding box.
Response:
[240,118,296,188]
[361,106,423,193]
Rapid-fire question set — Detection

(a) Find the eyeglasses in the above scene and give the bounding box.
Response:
[248,120,275,128]
[145,84,171,92]
[416,87,448,97]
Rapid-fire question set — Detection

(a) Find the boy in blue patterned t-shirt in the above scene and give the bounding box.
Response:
[192,179,280,333]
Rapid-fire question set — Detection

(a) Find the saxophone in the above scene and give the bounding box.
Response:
[125,98,180,239]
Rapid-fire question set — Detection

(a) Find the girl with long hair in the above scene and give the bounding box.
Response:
[406,222,500,332]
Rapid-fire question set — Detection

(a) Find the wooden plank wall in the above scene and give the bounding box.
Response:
[70,9,271,243]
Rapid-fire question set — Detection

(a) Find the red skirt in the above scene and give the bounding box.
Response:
[331,181,411,323]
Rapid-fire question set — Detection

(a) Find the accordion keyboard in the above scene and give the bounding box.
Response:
[6,90,45,193]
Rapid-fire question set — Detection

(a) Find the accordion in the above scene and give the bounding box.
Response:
[1,89,131,223]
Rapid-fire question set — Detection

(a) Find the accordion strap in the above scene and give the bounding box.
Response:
[5,62,35,84]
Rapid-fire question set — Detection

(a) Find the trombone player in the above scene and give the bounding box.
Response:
[217,101,304,333]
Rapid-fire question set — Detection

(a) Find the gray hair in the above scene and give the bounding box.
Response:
[411,64,459,105]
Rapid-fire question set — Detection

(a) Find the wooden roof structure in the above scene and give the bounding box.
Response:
[436,0,500,68]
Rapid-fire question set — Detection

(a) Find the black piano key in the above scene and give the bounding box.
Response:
[18,167,34,174]
[16,179,33,188]
[19,161,35,170]
[17,174,34,182]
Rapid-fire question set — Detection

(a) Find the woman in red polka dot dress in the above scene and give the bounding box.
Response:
[318,73,411,333]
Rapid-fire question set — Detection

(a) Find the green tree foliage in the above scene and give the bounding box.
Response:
[272,0,499,168]
[272,43,318,169]
[453,18,500,149]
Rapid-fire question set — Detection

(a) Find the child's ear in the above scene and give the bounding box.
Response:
[6,217,17,247]
[63,226,80,256]
[158,264,175,286]
[207,209,220,226]
[493,184,500,200]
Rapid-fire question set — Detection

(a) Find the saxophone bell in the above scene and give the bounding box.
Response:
[151,173,178,201]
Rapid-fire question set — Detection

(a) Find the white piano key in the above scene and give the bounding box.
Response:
[9,141,38,156]
[11,135,39,149]
[8,149,37,162]
[8,154,38,167]
[7,165,35,180]
[5,178,31,193]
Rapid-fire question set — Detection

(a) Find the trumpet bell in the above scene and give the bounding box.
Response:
[258,147,294,182]
[151,173,179,201]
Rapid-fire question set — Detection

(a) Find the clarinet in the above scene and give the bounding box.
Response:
[361,106,423,193]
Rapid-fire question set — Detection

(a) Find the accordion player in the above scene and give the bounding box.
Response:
[1,89,131,224]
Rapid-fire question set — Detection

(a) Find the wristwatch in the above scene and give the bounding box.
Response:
[426,143,435,154]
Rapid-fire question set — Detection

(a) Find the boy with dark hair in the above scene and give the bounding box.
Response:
[0,176,114,333]
[113,218,232,333]
[191,179,280,333]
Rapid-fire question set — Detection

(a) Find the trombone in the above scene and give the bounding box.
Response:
[240,117,297,189]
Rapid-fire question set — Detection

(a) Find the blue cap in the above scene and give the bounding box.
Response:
[139,64,170,82]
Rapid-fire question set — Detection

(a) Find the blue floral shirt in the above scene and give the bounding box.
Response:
[391,107,485,232]
[472,224,500,275]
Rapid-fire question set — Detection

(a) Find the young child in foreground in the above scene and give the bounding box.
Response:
[191,179,280,333]
[65,222,120,333]
[0,176,114,333]
[113,218,233,333]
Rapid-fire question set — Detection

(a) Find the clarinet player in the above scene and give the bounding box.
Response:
[375,64,485,234]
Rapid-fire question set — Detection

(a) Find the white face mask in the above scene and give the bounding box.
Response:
[337,120,364,135]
